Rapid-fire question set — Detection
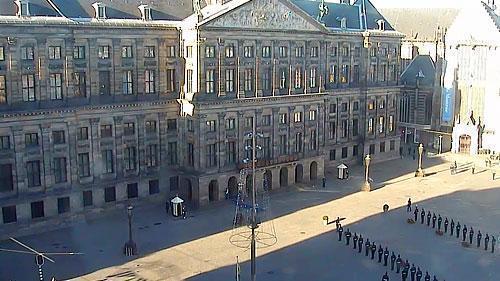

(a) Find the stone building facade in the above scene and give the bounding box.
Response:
[0,0,402,232]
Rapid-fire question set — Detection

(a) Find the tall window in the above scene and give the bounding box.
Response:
[309,110,316,121]
[0,75,6,104]
[368,118,374,134]
[73,46,85,59]
[262,46,271,58]
[279,46,288,58]
[263,68,271,91]
[310,47,318,57]
[294,67,302,88]
[166,46,176,57]
[331,46,338,57]
[341,46,349,57]
[279,134,288,155]
[122,70,133,94]
[187,69,193,93]
[167,119,177,131]
[166,69,176,92]
[124,147,137,171]
[370,64,377,82]
[378,116,385,133]
[279,113,287,124]
[102,150,114,173]
[295,47,304,57]
[206,120,216,132]
[73,72,86,97]
[328,122,336,139]
[53,157,67,183]
[342,119,348,138]
[341,64,349,84]
[279,68,287,89]
[295,133,303,153]
[244,46,254,58]
[144,70,155,94]
[21,46,34,60]
[206,143,217,167]
[123,122,135,136]
[144,46,155,58]
[167,142,177,165]
[225,69,234,92]
[226,118,235,130]
[0,164,13,192]
[49,73,63,100]
[0,46,4,61]
[146,144,158,167]
[244,68,253,92]
[98,45,110,59]
[145,120,157,134]
[310,130,317,150]
[48,46,61,60]
[352,119,359,136]
[0,135,9,150]
[22,74,36,102]
[263,137,271,159]
[26,160,41,187]
[226,141,236,164]
[186,46,193,58]
[310,67,316,88]
[206,69,215,94]
[225,45,234,58]
[389,115,394,132]
[100,125,112,138]
[205,46,215,58]
[294,112,302,123]
[52,130,65,144]
[77,127,88,140]
[121,46,133,58]
[353,65,360,84]
[329,65,337,83]
[380,64,387,82]
[187,143,194,166]
[78,153,90,178]
[25,133,39,147]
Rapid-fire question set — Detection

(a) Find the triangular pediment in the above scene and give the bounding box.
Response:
[202,0,325,32]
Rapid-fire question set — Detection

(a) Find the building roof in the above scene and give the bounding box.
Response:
[400,55,436,87]
[380,8,459,41]
[0,0,61,17]
[482,1,500,31]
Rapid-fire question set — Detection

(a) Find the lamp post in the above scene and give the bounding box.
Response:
[362,154,371,191]
[123,205,137,256]
[438,135,443,154]
[415,143,425,177]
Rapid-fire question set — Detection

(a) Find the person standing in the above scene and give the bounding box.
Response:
[485,233,489,251]
[462,225,468,242]
[322,177,326,188]
[469,227,474,244]
[338,224,343,241]
[420,209,425,224]
[410,264,416,281]
[407,198,412,212]
[371,242,376,260]
[456,222,461,238]
[450,219,455,236]
[365,238,371,256]
[345,229,352,246]
[477,231,482,248]
[444,217,449,233]
[402,267,409,281]
[432,213,437,228]
[416,268,423,281]
[378,245,383,263]
[424,271,431,281]
[384,247,389,266]
[390,252,396,271]
[427,211,431,226]
[396,255,402,273]
[335,216,341,229]
[353,232,358,250]
[382,272,389,281]
[358,235,363,253]
[437,215,442,231]
[492,236,496,253]
[432,276,438,281]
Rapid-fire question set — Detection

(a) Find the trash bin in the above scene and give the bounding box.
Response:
[171,196,184,217]
[337,164,348,180]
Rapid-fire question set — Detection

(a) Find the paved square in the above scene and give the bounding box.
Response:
[0,154,499,280]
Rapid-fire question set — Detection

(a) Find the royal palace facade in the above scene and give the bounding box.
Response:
[0,0,402,232]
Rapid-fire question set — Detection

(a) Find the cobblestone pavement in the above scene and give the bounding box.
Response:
[1,153,499,281]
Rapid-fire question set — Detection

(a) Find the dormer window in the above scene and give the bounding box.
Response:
[377,19,385,31]
[340,17,347,29]
[138,4,153,21]
[92,2,106,20]
[15,0,30,17]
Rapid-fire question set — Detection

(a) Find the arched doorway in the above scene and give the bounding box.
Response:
[280,167,288,187]
[180,178,193,202]
[310,161,318,181]
[459,134,471,154]
[263,170,272,191]
[227,176,238,198]
[295,164,303,183]
[209,180,218,202]
[245,174,253,196]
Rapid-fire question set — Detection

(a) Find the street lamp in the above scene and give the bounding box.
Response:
[123,205,137,256]
[415,143,425,177]
[438,135,443,154]
[362,154,371,191]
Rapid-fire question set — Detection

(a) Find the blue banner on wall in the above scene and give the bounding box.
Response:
[441,87,454,123]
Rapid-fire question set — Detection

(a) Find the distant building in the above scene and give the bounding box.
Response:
[443,1,500,154]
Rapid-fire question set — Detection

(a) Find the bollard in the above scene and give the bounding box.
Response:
[323,216,329,226]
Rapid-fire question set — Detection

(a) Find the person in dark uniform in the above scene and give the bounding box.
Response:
[338,224,343,241]
[414,207,419,221]
[416,267,423,281]
[469,227,474,244]
[450,219,455,236]
[384,247,389,266]
[353,233,358,250]
[432,276,438,281]
[390,252,396,271]
[335,216,341,229]
[322,177,326,188]
[402,267,409,281]
[456,222,461,238]
[371,242,376,260]
[358,235,363,253]
[420,208,425,224]
[378,245,383,263]
[407,198,412,212]
[437,215,442,231]
[485,233,489,251]
[382,272,389,281]
[444,217,449,233]
[424,271,431,281]
[492,236,496,253]
[345,229,352,246]
[396,255,402,273]
[365,238,371,256]
[410,264,416,281]
[477,230,482,248]
[427,211,431,226]
[432,213,437,228]
[462,225,468,242]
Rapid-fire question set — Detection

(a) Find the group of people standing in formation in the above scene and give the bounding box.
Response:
[408,199,496,253]
[334,218,440,281]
